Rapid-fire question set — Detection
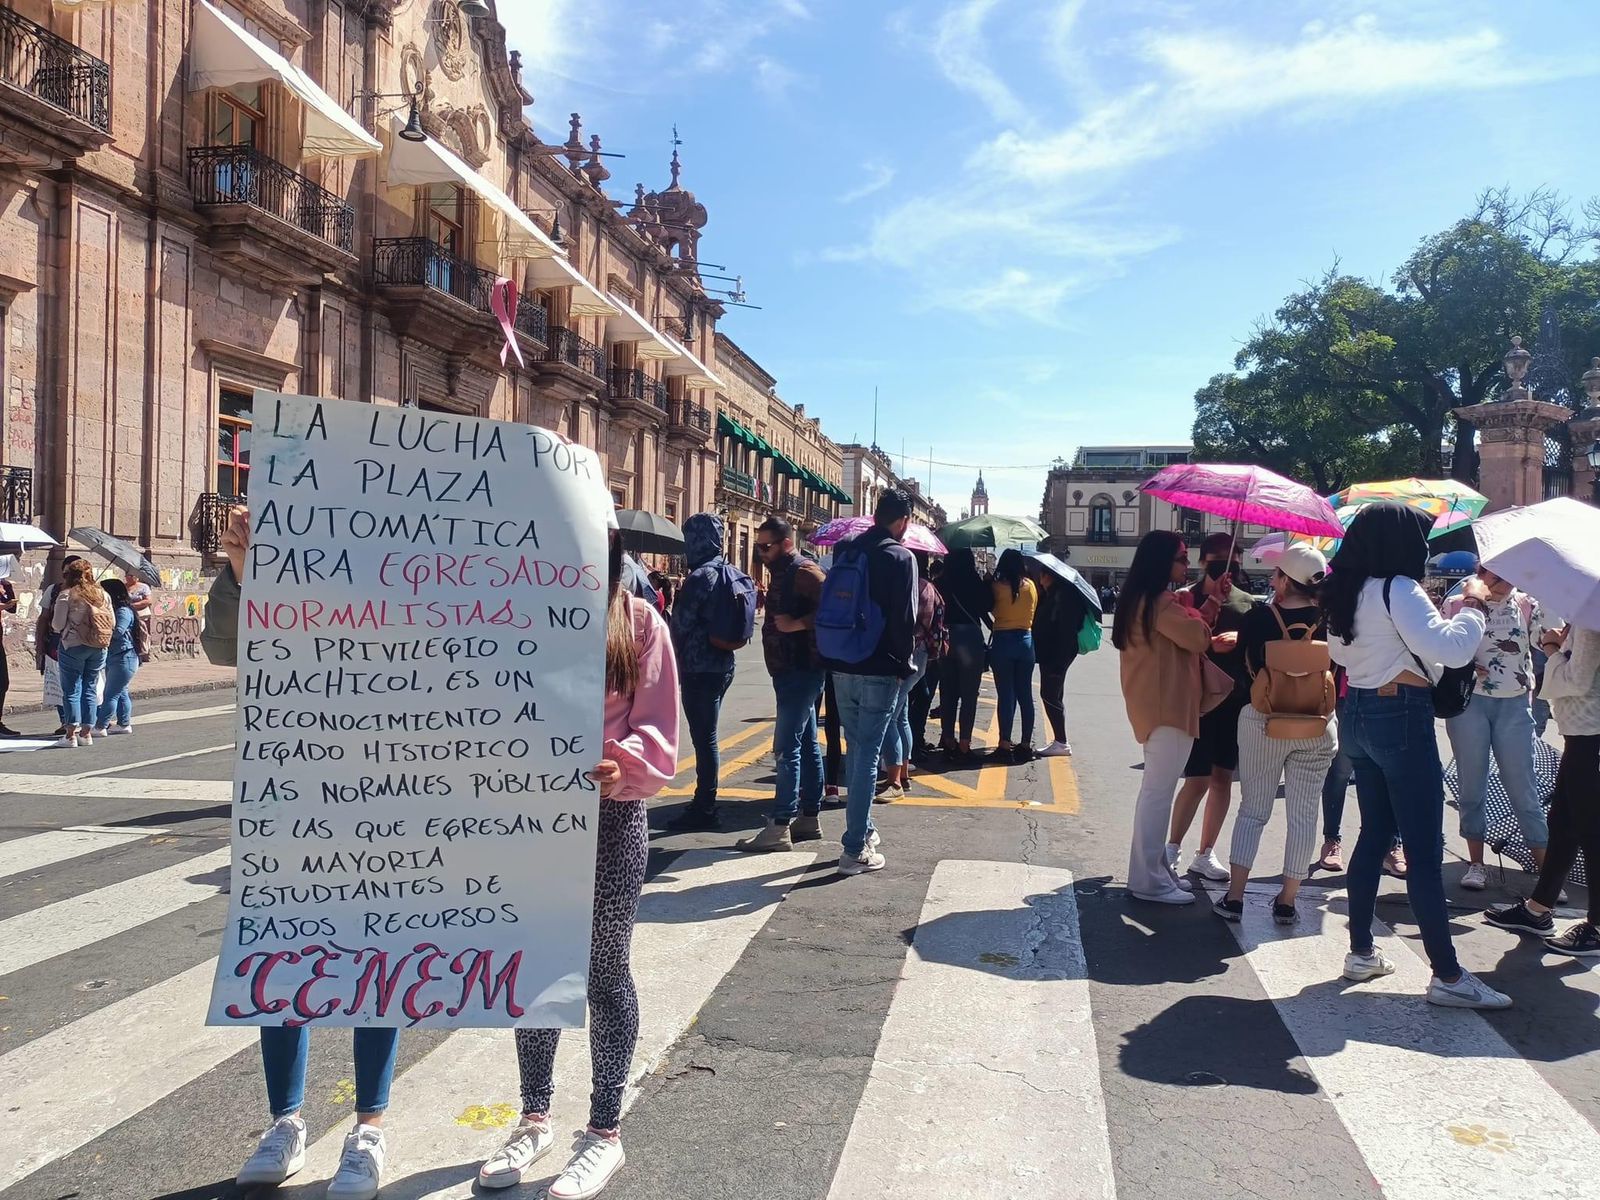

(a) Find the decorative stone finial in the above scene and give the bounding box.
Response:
[584,134,611,187]
[564,113,585,172]
[1583,356,1600,407]
[1502,335,1533,401]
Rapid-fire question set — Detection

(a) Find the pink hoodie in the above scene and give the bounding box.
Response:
[604,596,682,802]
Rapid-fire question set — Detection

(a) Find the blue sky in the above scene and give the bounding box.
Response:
[500,1,1599,517]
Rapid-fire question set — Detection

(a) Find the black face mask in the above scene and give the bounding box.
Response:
[1205,560,1230,580]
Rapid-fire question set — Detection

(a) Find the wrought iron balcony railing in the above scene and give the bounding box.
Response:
[0,7,110,131]
[2,465,32,524]
[372,237,494,311]
[545,327,604,380]
[649,377,670,413]
[808,502,832,524]
[195,492,244,555]
[514,298,549,346]
[671,400,711,434]
[189,145,356,252]
[720,466,756,498]
[609,367,650,404]
[781,493,806,517]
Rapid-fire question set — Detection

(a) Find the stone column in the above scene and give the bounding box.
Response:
[1454,399,1571,510]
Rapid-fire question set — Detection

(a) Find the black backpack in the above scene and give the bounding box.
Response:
[1382,579,1473,719]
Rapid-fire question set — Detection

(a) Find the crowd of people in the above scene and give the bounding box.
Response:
[1112,502,1600,1017]
[0,555,149,745]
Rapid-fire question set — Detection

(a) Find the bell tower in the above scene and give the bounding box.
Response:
[971,472,989,516]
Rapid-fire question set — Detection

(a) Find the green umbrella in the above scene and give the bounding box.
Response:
[939,513,1048,550]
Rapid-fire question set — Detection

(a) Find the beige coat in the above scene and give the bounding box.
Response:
[1119,592,1210,744]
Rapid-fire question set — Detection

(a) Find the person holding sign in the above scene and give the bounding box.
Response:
[478,530,680,1197]
[204,508,402,1199]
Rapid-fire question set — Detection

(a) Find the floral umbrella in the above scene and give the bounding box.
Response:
[1334,478,1488,521]
[810,516,947,555]
[1139,463,1346,538]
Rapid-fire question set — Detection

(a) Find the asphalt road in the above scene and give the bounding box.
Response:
[1,639,1596,1200]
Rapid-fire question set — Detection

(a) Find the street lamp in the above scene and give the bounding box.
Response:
[1589,439,1600,505]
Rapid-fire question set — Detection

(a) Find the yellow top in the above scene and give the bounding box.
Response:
[991,578,1038,632]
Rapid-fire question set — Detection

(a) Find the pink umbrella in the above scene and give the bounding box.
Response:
[1139,463,1346,538]
[810,516,947,555]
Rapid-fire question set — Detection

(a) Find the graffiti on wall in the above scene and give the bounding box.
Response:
[0,560,209,661]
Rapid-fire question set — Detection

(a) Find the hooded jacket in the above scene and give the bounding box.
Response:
[669,512,737,676]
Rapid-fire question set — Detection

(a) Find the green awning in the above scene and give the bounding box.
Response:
[832,482,853,504]
[716,412,755,449]
[750,431,774,458]
[774,453,804,479]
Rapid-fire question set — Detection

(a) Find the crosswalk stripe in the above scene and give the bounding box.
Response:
[826,860,1116,1199]
[283,848,816,1198]
[0,845,231,977]
[0,774,230,802]
[136,703,236,726]
[70,742,237,780]
[0,957,251,1190]
[0,825,166,881]
[1213,888,1600,1200]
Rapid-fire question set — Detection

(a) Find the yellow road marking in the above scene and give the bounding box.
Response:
[1044,752,1081,813]
[661,722,776,796]
[673,719,773,777]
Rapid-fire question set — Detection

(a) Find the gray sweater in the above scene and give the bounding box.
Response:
[201,567,241,668]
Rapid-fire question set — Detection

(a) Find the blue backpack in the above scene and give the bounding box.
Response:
[707,561,757,651]
[816,542,886,664]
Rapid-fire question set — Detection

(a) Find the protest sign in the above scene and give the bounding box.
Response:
[207,393,609,1029]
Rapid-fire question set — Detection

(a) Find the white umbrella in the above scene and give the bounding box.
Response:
[0,522,58,556]
[1473,498,1600,631]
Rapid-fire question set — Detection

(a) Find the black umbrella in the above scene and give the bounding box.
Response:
[1023,550,1102,615]
[69,526,162,588]
[613,510,685,557]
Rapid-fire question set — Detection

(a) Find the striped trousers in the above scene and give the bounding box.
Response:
[1230,705,1337,882]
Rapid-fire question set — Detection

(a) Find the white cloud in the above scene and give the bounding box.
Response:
[927,0,1031,124]
[838,161,897,204]
[752,56,804,98]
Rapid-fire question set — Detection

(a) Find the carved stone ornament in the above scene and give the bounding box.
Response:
[437,2,469,81]
[399,44,427,97]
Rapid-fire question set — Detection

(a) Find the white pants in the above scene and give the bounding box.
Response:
[1129,726,1195,897]
[1229,706,1336,882]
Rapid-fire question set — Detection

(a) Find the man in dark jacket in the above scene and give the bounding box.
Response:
[1031,565,1090,756]
[667,513,739,831]
[822,489,917,876]
[737,516,827,852]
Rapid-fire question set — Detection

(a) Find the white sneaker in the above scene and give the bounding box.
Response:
[55,734,78,749]
[108,722,133,735]
[1038,741,1073,757]
[1187,849,1230,881]
[92,727,109,739]
[77,730,93,746]
[1461,863,1489,891]
[838,847,886,875]
[1164,842,1181,869]
[478,1117,555,1190]
[548,1132,626,1200]
[1129,885,1195,905]
[1427,969,1512,1010]
[326,1125,386,1200]
[1342,949,1397,982]
[236,1114,307,1186]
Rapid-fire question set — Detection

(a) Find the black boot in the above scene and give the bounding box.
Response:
[665,803,721,832]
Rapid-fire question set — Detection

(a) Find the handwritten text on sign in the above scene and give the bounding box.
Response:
[207,394,608,1029]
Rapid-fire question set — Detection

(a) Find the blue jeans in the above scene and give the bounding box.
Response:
[1342,686,1460,980]
[834,673,897,856]
[57,645,106,729]
[680,668,735,811]
[1321,697,1353,839]
[1532,647,1551,736]
[771,669,826,822]
[95,650,138,728]
[1446,693,1548,849]
[882,649,928,767]
[990,629,1036,746]
[940,625,987,744]
[259,1027,399,1118]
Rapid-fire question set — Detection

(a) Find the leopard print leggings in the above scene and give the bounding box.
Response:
[514,797,648,1131]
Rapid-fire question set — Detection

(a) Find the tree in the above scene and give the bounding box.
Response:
[1193,188,1600,486]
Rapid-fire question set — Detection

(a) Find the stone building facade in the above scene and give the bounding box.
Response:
[838,443,945,531]
[0,0,723,571]
[712,332,846,576]
[1040,444,1272,587]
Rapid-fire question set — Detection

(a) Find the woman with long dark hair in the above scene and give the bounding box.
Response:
[93,578,142,736]
[1113,531,1217,903]
[937,548,992,758]
[480,529,680,1197]
[988,548,1039,761]
[1324,502,1510,1009]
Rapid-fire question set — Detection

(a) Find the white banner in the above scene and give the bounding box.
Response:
[208,394,608,1029]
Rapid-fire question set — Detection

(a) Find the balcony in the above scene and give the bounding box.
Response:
[373,237,497,350]
[193,492,244,555]
[0,8,111,165]
[513,298,549,352]
[808,502,833,525]
[667,398,712,444]
[189,145,357,283]
[1086,528,1119,545]
[781,493,806,518]
[607,367,665,421]
[536,326,605,396]
[2,465,33,523]
[719,466,756,499]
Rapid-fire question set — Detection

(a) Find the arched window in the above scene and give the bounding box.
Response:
[1088,494,1115,543]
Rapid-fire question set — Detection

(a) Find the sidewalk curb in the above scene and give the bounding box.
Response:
[10,676,236,716]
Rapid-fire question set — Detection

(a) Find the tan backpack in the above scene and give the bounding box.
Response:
[1249,606,1334,740]
[83,596,115,649]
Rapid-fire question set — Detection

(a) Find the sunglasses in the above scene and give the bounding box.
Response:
[755,541,778,552]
